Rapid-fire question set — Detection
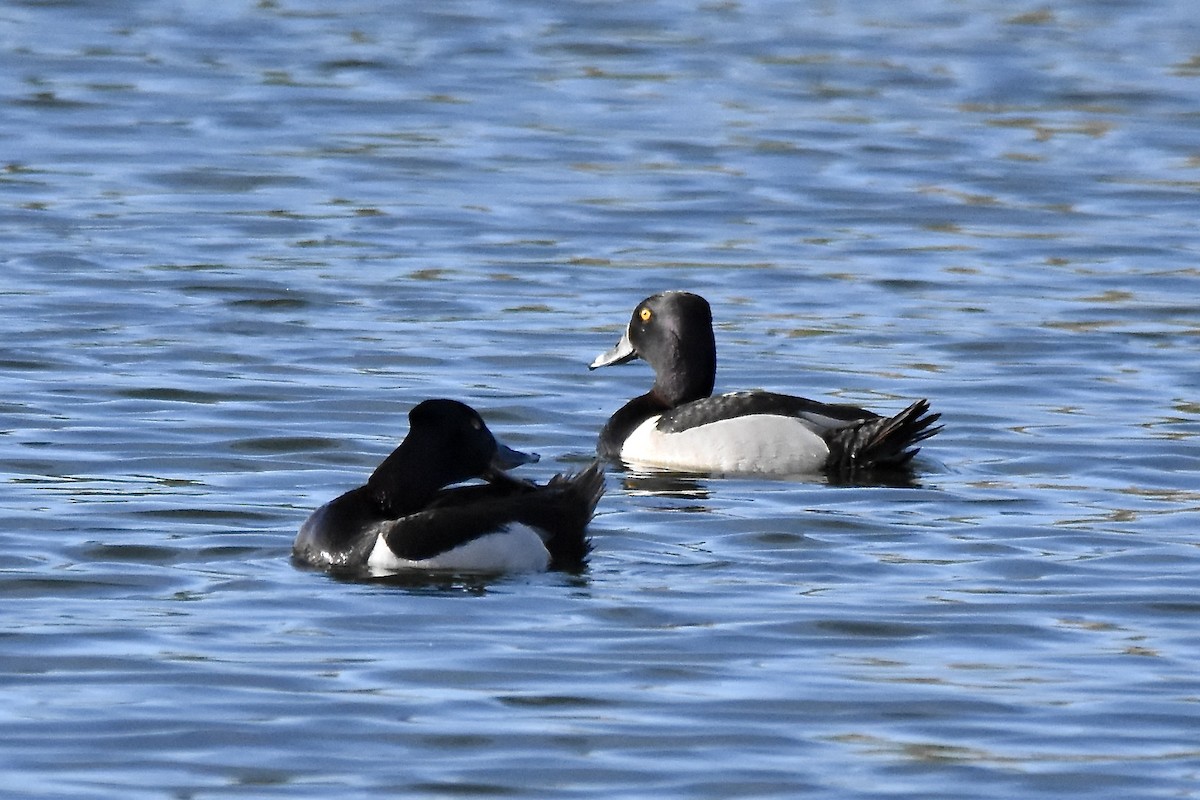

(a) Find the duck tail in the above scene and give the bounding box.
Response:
[824,400,942,478]
[542,460,605,571]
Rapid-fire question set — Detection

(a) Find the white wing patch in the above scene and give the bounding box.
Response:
[621,414,830,474]
[366,525,551,574]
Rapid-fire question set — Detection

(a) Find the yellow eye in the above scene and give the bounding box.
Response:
[639,307,652,322]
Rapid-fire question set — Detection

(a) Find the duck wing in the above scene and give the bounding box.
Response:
[380,462,604,569]
[659,392,941,476]
[658,391,880,434]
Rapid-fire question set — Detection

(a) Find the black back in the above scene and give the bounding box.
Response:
[378,461,604,572]
[295,399,509,569]
[592,292,942,477]
[294,400,603,573]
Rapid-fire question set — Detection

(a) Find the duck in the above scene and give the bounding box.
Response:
[588,291,941,478]
[293,399,604,574]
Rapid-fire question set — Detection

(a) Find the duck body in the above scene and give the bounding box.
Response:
[590,292,941,478]
[294,399,603,575]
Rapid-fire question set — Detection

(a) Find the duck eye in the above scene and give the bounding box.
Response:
[471,418,482,431]
[639,307,652,322]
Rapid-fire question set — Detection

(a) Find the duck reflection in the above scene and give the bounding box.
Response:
[616,463,926,498]
[620,469,713,501]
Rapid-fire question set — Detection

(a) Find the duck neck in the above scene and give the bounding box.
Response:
[653,339,715,407]
[364,435,453,518]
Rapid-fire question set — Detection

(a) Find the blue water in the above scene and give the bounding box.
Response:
[3,0,1199,797]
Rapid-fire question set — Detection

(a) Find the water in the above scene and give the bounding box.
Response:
[3,0,1199,797]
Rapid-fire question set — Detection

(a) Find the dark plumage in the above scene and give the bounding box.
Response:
[293,399,603,574]
[589,291,941,478]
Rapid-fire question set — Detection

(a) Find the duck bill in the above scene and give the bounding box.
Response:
[489,442,539,473]
[588,329,639,370]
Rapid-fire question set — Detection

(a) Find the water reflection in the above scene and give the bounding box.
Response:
[295,552,598,592]
[345,569,495,595]
[618,469,713,500]
[614,462,928,496]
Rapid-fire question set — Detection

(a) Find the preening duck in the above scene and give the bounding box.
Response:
[589,291,941,478]
[294,399,603,574]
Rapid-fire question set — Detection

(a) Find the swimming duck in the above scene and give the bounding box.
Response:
[293,399,603,574]
[589,291,941,477]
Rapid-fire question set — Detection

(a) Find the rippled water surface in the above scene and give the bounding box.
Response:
[3,0,1199,797]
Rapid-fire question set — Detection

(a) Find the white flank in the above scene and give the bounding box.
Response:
[366,524,550,574]
[620,414,830,474]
